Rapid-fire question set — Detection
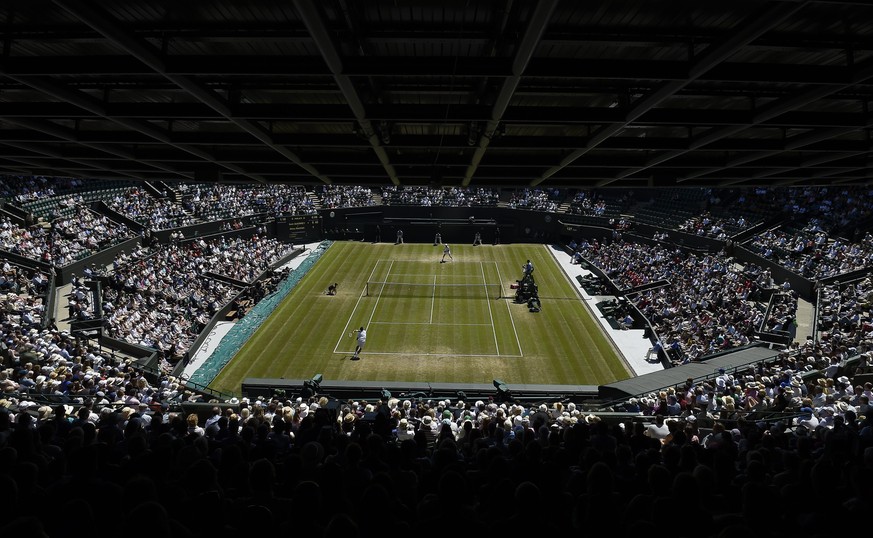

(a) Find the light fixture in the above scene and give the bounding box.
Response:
[379,121,391,144]
[467,121,480,146]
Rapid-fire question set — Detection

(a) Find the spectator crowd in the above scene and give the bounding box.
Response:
[1,342,872,537]
[98,234,296,358]
[178,183,317,221]
[381,185,499,207]
[0,176,871,536]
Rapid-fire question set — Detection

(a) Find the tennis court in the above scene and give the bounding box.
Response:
[335,260,522,357]
[208,241,631,395]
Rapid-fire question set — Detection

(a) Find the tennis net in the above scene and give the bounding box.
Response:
[366,281,503,299]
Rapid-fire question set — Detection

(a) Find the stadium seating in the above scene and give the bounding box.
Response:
[0,178,872,538]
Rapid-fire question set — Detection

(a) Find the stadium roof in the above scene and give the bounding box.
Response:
[2,0,873,190]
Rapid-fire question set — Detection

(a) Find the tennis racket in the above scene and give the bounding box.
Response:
[348,330,356,338]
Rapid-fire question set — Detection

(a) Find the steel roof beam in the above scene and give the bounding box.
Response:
[0,117,193,180]
[0,71,263,183]
[463,0,560,186]
[2,54,866,86]
[532,1,809,187]
[53,0,322,185]
[293,0,399,186]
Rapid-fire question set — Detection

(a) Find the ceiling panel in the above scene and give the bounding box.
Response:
[0,0,871,188]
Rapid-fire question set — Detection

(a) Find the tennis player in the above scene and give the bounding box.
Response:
[353,326,367,359]
[441,243,453,262]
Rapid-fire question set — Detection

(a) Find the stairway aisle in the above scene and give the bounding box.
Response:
[794,297,815,343]
[307,190,322,211]
[53,282,73,333]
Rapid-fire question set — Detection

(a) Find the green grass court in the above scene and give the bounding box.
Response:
[209,242,632,395]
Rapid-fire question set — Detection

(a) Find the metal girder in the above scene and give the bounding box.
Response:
[532,1,810,188]
[0,117,193,180]
[3,124,870,158]
[0,1,871,189]
[462,0,560,187]
[3,54,867,87]
[611,51,873,185]
[676,102,873,182]
[1,141,147,182]
[0,155,91,180]
[0,71,265,183]
[293,0,399,186]
[2,101,873,131]
[53,0,327,185]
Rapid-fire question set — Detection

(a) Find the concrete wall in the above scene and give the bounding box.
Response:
[319,206,566,245]
[55,237,141,286]
[731,244,815,299]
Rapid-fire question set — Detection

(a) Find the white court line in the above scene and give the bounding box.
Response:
[482,261,499,354]
[369,321,494,326]
[429,273,436,324]
[343,351,523,358]
[336,257,522,358]
[374,272,445,278]
[335,258,384,354]
[376,259,484,264]
[365,260,393,331]
[495,260,524,357]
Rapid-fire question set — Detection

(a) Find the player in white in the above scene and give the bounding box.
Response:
[354,326,367,359]
[441,243,453,262]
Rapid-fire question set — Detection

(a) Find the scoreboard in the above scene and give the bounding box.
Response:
[276,214,322,243]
